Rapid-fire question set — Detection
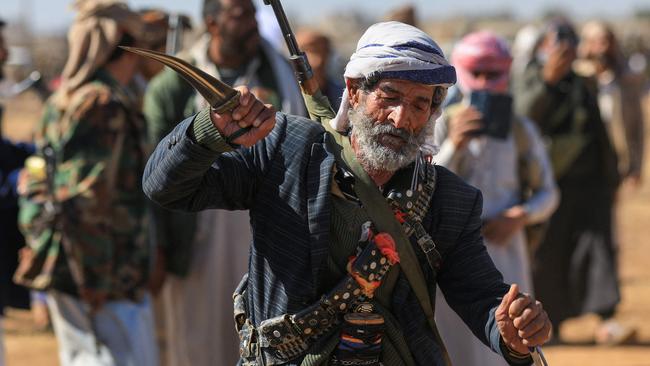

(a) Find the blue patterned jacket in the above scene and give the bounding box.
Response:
[143,111,529,365]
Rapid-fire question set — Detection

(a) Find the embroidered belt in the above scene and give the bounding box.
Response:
[238,222,398,364]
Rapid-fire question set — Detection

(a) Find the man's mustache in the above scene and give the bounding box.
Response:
[371,123,415,144]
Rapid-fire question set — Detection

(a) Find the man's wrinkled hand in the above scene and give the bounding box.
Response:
[210,86,277,147]
[448,106,483,149]
[496,284,552,355]
[542,42,575,85]
[16,168,31,196]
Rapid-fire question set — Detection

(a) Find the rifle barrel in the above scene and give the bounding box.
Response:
[266,0,300,56]
[263,0,318,94]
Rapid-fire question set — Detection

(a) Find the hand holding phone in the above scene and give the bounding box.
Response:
[447,105,483,149]
[542,44,575,84]
[541,27,577,85]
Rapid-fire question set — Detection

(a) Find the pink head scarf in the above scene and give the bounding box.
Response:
[451,31,512,93]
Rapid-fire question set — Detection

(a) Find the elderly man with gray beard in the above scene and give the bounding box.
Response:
[143,22,551,366]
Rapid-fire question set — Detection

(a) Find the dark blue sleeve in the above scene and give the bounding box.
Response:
[142,113,284,212]
[0,138,35,171]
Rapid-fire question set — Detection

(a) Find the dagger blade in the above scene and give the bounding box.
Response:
[120,46,240,113]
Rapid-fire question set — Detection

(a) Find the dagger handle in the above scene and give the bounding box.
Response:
[212,90,242,114]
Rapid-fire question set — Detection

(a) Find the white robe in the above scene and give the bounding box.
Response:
[162,210,250,366]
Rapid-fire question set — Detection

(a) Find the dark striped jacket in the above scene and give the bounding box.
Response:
[143,112,523,365]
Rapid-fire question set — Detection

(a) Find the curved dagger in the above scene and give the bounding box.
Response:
[120,46,240,114]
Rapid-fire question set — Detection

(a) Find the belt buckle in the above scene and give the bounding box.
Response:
[418,235,436,253]
[259,314,309,362]
[354,302,375,313]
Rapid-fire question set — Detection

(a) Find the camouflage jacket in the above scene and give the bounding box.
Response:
[19,69,151,300]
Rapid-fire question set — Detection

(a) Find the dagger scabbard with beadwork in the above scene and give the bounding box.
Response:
[119,46,251,144]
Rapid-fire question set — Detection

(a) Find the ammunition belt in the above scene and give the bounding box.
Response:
[387,163,441,270]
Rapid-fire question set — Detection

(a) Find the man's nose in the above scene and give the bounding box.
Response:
[475,75,490,88]
[388,104,411,130]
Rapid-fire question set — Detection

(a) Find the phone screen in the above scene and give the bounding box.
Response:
[469,91,513,140]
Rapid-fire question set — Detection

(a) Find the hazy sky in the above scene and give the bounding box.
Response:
[2,0,647,33]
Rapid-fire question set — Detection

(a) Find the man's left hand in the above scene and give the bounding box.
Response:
[496,284,552,355]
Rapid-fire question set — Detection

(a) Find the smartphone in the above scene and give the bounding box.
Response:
[468,91,513,140]
[554,24,578,47]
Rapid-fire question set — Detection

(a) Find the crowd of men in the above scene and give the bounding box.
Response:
[0,0,647,365]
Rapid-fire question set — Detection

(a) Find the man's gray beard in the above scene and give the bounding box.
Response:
[349,105,434,174]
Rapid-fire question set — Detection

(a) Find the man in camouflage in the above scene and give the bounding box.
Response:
[16,1,158,365]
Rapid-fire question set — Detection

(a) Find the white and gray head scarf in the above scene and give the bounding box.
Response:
[330,21,457,133]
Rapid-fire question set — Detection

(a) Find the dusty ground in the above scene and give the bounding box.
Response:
[3,92,650,365]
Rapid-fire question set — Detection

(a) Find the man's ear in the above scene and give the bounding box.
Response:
[346,78,362,108]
